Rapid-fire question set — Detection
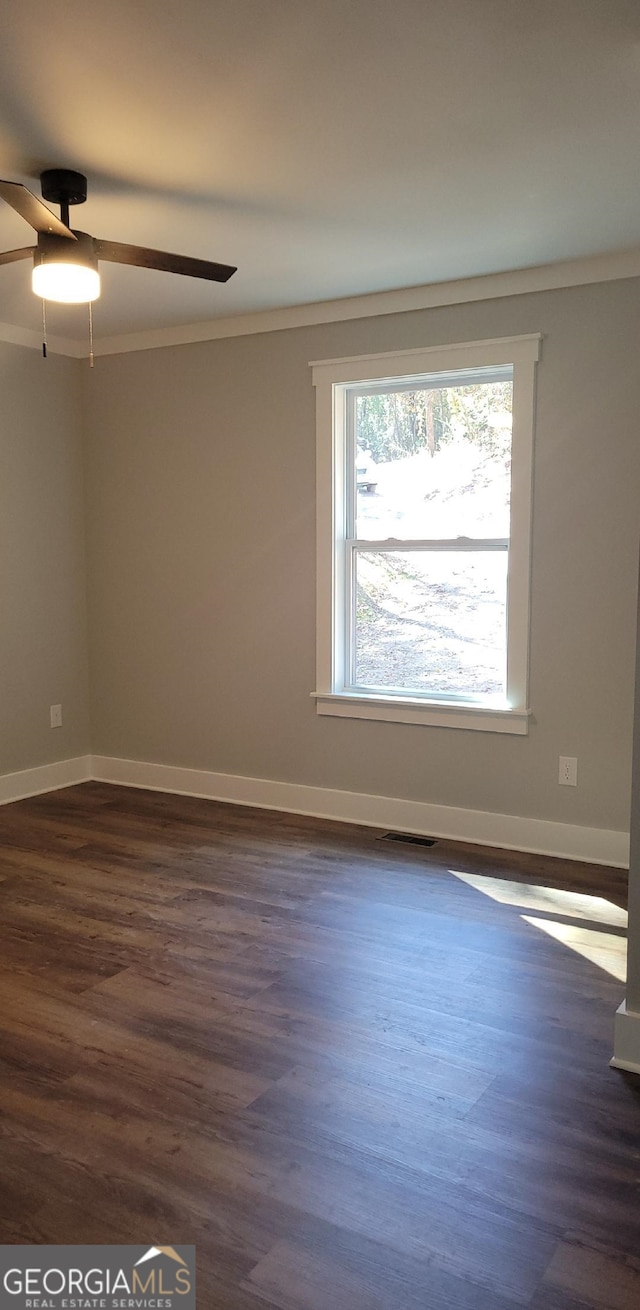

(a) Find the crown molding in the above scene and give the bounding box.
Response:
[3,246,640,359]
[0,319,85,357]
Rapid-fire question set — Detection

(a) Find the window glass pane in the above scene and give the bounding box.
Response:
[354,550,507,698]
[355,381,512,540]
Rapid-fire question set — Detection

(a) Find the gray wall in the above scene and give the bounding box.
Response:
[0,341,90,773]
[82,277,640,833]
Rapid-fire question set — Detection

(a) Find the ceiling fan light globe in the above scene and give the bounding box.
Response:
[32,261,100,303]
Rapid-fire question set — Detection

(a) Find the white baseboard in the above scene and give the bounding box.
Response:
[0,755,92,806]
[0,752,628,867]
[611,1000,640,1076]
[90,755,629,868]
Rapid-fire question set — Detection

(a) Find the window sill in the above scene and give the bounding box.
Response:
[313,692,530,734]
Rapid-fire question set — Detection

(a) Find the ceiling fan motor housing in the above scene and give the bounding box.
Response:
[40,169,87,208]
[34,229,98,271]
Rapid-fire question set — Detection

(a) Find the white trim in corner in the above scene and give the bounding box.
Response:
[0,755,92,806]
[4,246,640,359]
[90,755,629,868]
[0,320,85,357]
[611,1001,640,1076]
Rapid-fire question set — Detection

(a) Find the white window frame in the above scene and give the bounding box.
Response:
[311,334,541,734]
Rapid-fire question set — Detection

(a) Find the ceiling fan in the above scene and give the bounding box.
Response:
[0,168,237,306]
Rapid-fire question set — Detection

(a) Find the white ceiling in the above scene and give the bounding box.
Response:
[0,0,639,343]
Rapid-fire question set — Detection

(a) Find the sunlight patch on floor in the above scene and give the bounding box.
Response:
[449,869,627,981]
[449,870,627,928]
[521,915,627,982]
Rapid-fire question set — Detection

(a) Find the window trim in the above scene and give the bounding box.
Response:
[311,334,541,733]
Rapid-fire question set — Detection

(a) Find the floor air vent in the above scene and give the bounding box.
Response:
[380,832,437,847]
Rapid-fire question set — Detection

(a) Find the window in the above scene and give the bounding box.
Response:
[311,335,540,733]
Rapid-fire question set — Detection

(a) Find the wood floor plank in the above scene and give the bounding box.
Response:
[244,1064,640,1250]
[0,782,637,1308]
[540,1236,640,1309]
[243,1233,522,1310]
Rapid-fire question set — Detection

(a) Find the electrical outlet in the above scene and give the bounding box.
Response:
[50,704,63,729]
[559,755,577,786]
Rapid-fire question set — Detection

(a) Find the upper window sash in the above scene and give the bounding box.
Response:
[343,362,514,542]
[348,363,513,397]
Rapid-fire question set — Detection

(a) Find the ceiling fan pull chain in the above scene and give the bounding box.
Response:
[41,299,47,358]
[88,300,94,368]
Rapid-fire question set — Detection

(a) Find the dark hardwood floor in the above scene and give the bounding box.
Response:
[0,782,638,1308]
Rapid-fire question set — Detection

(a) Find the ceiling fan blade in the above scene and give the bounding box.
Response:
[0,180,76,239]
[0,246,35,266]
[94,239,236,283]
